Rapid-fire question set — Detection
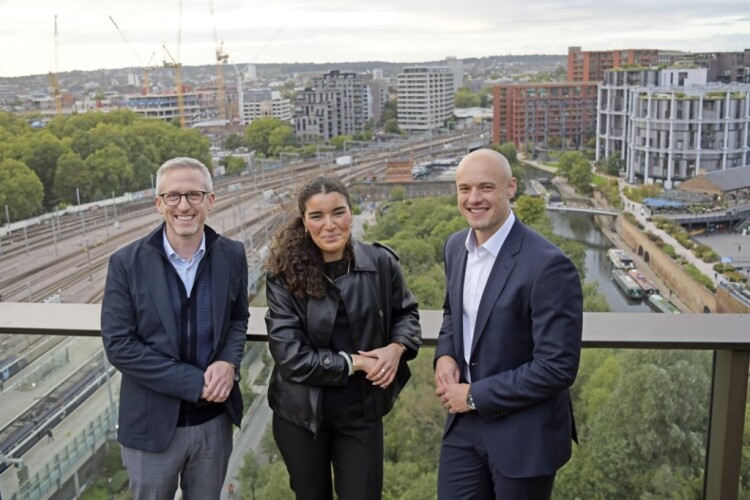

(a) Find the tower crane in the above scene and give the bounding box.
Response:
[162,0,186,127]
[48,15,62,116]
[142,52,157,95]
[209,0,229,124]
[108,15,156,95]
[162,44,186,128]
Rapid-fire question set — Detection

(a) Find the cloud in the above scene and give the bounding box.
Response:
[1,0,749,77]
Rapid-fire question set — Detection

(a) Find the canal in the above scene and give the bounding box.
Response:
[549,211,652,313]
[523,165,652,313]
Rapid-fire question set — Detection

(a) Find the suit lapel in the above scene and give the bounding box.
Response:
[210,241,229,350]
[450,234,469,364]
[470,220,523,356]
[141,246,180,355]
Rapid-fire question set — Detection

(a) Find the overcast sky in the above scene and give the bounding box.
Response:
[2,0,750,78]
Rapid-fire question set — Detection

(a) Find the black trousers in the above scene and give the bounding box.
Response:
[273,403,383,500]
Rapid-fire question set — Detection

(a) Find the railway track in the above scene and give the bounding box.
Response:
[0,130,481,478]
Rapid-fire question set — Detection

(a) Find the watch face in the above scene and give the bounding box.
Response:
[466,393,475,410]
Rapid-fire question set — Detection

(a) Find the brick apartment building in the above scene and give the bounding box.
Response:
[567,46,660,82]
[492,82,598,151]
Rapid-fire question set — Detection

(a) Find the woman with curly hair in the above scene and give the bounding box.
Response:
[264,175,422,500]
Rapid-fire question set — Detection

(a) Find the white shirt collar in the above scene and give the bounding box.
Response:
[464,211,516,257]
[163,230,206,263]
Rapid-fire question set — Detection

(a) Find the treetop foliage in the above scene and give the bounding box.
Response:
[0,110,211,216]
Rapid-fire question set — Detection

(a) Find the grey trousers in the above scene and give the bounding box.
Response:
[121,413,233,500]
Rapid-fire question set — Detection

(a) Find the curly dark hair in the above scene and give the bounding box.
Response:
[266,176,354,299]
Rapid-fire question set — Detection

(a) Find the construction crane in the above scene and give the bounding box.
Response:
[108,15,156,95]
[48,15,62,116]
[141,52,156,95]
[162,44,186,127]
[209,0,229,123]
[161,0,186,127]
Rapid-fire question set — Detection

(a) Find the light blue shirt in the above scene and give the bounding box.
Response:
[163,231,206,298]
[462,211,516,381]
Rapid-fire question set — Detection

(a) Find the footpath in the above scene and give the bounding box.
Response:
[616,178,723,289]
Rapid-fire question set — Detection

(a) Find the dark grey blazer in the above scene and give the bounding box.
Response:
[101,224,249,452]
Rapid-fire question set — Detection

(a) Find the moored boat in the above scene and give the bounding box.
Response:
[611,268,643,300]
[647,293,681,314]
[607,248,635,270]
[628,269,660,296]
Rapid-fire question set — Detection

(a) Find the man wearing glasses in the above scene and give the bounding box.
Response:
[101,157,249,500]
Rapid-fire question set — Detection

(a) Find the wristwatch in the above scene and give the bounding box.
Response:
[466,388,476,411]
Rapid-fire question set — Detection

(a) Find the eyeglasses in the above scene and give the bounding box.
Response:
[158,191,208,206]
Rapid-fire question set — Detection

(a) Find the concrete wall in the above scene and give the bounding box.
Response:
[619,216,717,313]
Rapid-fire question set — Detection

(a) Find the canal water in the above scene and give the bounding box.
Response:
[549,211,652,313]
[523,165,652,313]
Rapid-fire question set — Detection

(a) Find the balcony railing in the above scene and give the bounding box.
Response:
[0,303,748,500]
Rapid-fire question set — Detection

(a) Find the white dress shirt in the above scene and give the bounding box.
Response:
[462,212,515,381]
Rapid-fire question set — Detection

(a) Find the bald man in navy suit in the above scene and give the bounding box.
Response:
[435,149,582,499]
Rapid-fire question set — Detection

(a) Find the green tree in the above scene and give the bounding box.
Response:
[390,186,406,202]
[82,144,134,200]
[53,151,88,205]
[599,155,623,176]
[569,159,593,194]
[221,156,248,175]
[0,111,31,139]
[383,118,401,135]
[3,131,69,207]
[557,151,585,177]
[245,117,288,157]
[455,87,481,108]
[492,142,519,166]
[268,125,296,157]
[0,158,44,220]
[381,99,398,127]
[514,195,547,227]
[582,282,610,312]
[224,133,245,151]
[329,135,353,150]
[238,450,260,500]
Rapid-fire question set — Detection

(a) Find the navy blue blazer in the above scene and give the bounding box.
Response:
[435,218,582,478]
[101,224,249,452]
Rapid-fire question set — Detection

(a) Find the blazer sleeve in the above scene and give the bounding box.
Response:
[265,274,350,386]
[434,235,460,364]
[212,241,249,368]
[471,250,583,414]
[101,251,205,403]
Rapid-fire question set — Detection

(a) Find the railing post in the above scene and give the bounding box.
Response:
[704,349,750,500]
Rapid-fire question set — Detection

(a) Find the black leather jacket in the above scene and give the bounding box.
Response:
[265,240,422,434]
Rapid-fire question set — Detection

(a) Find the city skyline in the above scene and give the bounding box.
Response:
[1,0,750,78]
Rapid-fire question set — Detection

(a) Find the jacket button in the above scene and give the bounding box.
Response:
[379,310,383,317]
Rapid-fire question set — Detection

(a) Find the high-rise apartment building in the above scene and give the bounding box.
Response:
[596,67,750,186]
[397,66,455,133]
[492,82,598,151]
[294,70,366,142]
[363,75,388,125]
[444,57,464,92]
[567,46,660,82]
